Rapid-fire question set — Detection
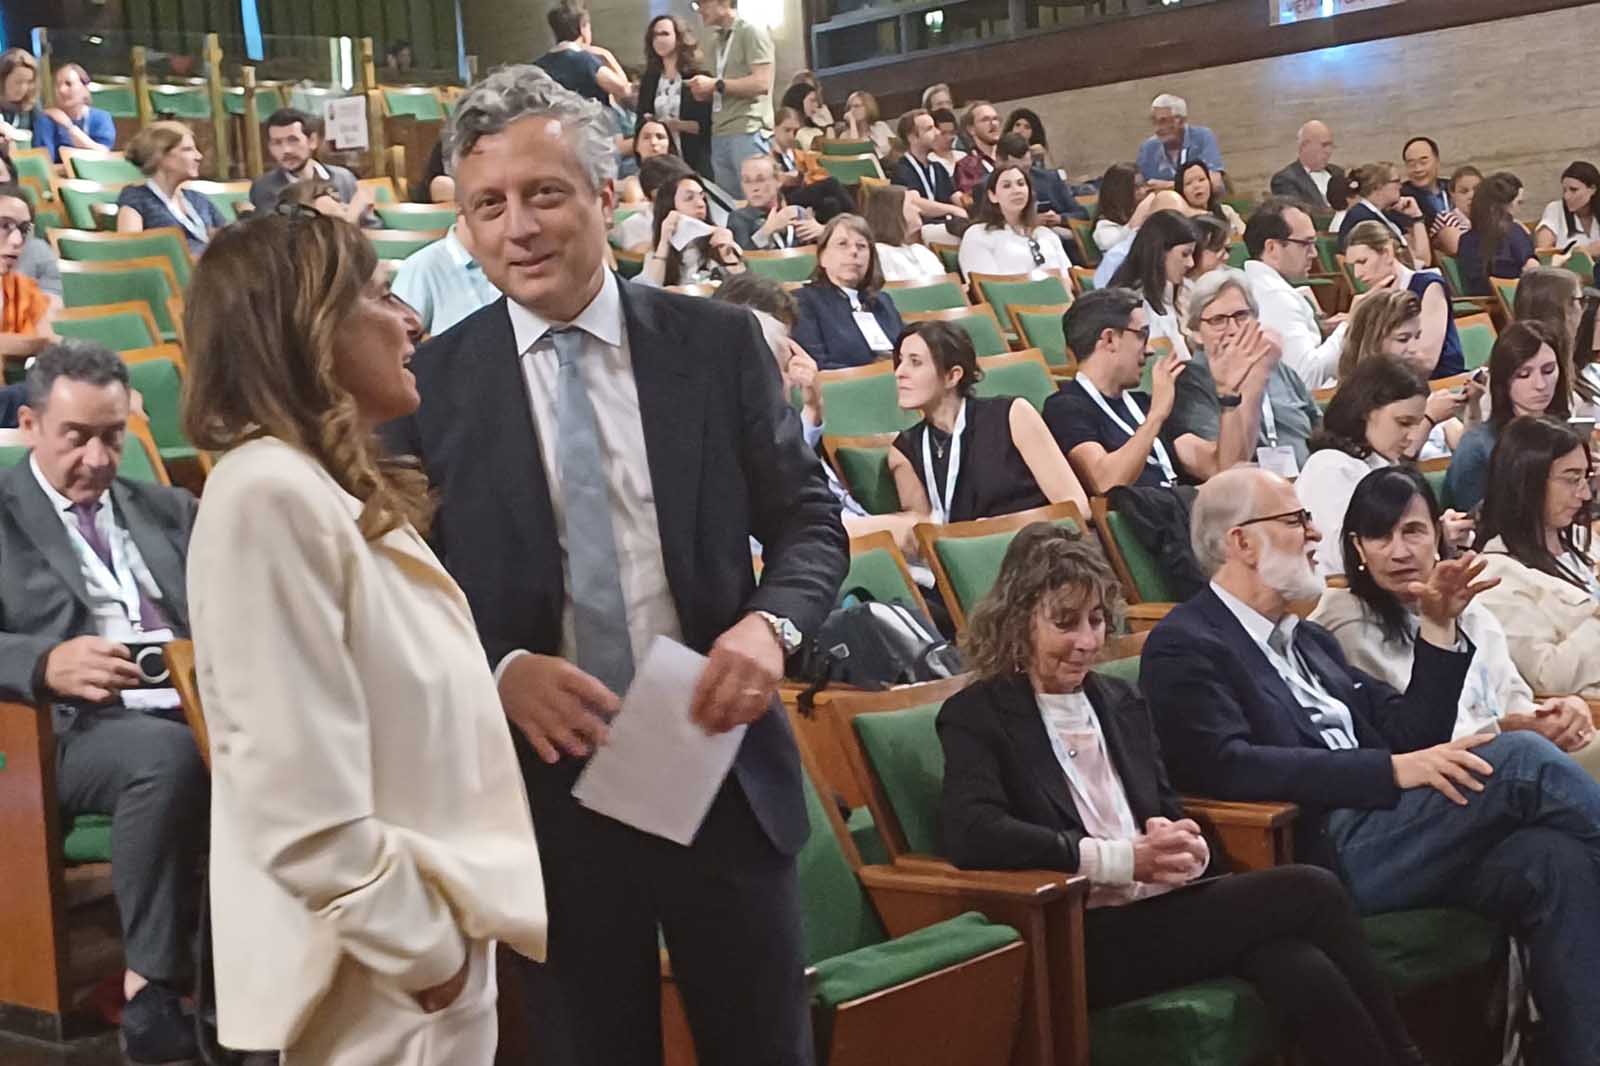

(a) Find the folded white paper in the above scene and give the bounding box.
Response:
[669,214,715,251]
[572,636,746,846]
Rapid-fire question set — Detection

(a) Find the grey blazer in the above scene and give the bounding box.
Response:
[0,460,196,731]
[1269,161,1345,211]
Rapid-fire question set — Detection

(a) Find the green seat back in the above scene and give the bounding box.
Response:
[973,276,1070,334]
[1226,242,1249,269]
[1437,254,1466,295]
[937,246,961,274]
[62,266,178,341]
[819,374,912,437]
[90,83,139,117]
[57,230,192,286]
[833,444,901,514]
[370,232,443,260]
[845,805,889,866]
[1421,467,1451,512]
[1075,272,1097,293]
[616,254,643,279]
[819,139,873,157]
[974,358,1057,411]
[947,310,1010,357]
[934,514,1082,618]
[60,185,125,230]
[842,546,918,607]
[1310,210,1334,232]
[797,773,886,963]
[1105,508,1176,602]
[1016,309,1070,367]
[0,445,28,468]
[819,155,881,185]
[118,436,161,482]
[1362,908,1500,995]
[885,280,966,314]
[126,360,190,458]
[383,88,447,121]
[71,156,143,184]
[745,252,817,283]
[194,187,251,223]
[1068,218,1100,266]
[63,813,114,864]
[1458,321,1495,371]
[52,310,159,352]
[12,151,54,196]
[1095,654,1140,687]
[1564,249,1596,279]
[851,705,946,854]
[148,85,211,119]
[1090,977,1278,1066]
[376,205,457,231]
[223,85,285,116]
[1314,235,1340,275]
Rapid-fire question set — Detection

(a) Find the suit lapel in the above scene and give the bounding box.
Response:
[995,676,1081,829]
[112,481,189,630]
[1196,589,1330,749]
[3,464,91,609]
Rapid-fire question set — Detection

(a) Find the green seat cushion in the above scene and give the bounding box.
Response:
[937,246,961,275]
[1421,468,1451,512]
[811,911,1020,1009]
[949,312,1010,357]
[974,361,1057,411]
[62,813,113,864]
[52,310,158,352]
[886,280,967,314]
[1362,908,1500,996]
[798,774,885,963]
[974,276,1071,334]
[819,375,912,437]
[1089,977,1279,1066]
[846,805,889,866]
[833,445,901,514]
[1458,322,1495,371]
[58,231,192,287]
[1017,309,1070,367]
[842,546,917,607]
[1105,508,1176,602]
[852,706,944,854]
[818,156,881,185]
[71,156,143,184]
[933,514,1082,617]
[819,139,873,157]
[746,253,817,283]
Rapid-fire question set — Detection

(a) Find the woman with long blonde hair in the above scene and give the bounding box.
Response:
[182,210,547,1064]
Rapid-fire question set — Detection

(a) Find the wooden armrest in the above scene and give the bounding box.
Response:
[1183,797,1299,872]
[1182,797,1299,828]
[857,862,1086,905]
[1125,602,1174,631]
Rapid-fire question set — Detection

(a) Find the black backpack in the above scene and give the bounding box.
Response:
[793,588,963,712]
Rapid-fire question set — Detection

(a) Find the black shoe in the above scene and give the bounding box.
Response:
[120,982,199,1065]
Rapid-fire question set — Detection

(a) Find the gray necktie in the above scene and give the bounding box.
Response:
[552,327,635,695]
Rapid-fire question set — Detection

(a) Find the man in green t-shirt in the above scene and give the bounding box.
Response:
[687,0,774,198]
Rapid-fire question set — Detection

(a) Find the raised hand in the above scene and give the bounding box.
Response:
[1409,551,1499,646]
[1146,352,1187,423]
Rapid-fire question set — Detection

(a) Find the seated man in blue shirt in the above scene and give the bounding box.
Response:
[391,218,503,337]
[1136,93,1225,196]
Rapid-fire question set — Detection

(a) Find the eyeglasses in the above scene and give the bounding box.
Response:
[1116,324,1151,345]
[1027,236,1045,268]
[0,217,33,240]
[1279,236,1318,250]
[1549,471,1593,491]
[1199,308,1254,330]
[1237,508,1314,531]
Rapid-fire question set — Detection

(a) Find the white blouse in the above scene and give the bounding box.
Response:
[1094,218,1131,252]
[1296,449,1389,576]
[875,242,946,282]
[1537,200,1600,248]
[957,224,1072,279]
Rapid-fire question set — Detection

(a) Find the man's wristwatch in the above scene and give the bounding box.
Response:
[714,77,726,95]
[1216,392,1243,408]
[755,611,803,655]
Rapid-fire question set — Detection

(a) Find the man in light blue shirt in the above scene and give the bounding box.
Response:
[1135,93,1225,192]
[391,222,503,336]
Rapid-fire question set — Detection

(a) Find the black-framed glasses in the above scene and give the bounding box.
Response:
[1280,236,1318,250]
[0,217,33,240]
[1027,236,1045,268]
[1237,508,1314,530]
[1199,308,1254,330]
[1116,324,1151,345]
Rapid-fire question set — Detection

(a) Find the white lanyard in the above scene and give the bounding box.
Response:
[66,501,149,632]
[147,181,204,241]
[1359,198,1404,239]
[714,25,736,78]
[1076,376,1178,485]
[1257,628,1357,750]
[1259,389,1279,448]
[920,399,967,524]
[906,155,936,199]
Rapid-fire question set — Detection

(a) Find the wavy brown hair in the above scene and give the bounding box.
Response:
[961,523,1124,680]
[1338,289,1422,380]
[181,212,433,539]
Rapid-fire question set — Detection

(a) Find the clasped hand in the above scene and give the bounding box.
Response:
[1132,817,1207,885]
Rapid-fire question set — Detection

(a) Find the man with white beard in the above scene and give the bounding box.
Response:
[1143,465,1600,1065]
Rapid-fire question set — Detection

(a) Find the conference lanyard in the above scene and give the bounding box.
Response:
[67,503,151,633]
[1259,389,1279,448]
[146,181,205,242]
[1358,198,1405,239]
[1256,630,1357,750]
[1075,376,1178,485]
[905,155,937,200]
[920,398,967,524]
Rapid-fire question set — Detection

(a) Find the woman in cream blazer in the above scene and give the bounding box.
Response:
[180,211,546,1064]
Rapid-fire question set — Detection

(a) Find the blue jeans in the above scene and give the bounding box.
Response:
[1327,731,1600,1065]
[711,131,765,198]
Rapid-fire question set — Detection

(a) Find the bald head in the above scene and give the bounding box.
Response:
[1296,120,1334,172]
[1191,467,1288,575]
[1193,466,1325,613]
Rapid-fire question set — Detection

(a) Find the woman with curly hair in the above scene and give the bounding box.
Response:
[937,522,1424,1066]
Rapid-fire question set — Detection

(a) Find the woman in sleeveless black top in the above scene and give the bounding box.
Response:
[886,321,1088,524]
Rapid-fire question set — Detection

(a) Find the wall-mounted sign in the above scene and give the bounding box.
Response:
[323,96,369,151]
[1271,0,1405,25]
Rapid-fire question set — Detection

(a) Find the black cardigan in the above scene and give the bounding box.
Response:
[636,67,713,180]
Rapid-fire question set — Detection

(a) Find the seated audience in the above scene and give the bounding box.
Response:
[953,101,1002,201]
[1311,465,1600,777]
[1514,265,1586,383]
[1242,197,1347,390]
[886,321,1088,521]
[728,153,823,251]
[993,133,1086,225]
[1343,220,1464,376]
[1175,213,1232,334]
[636,14,712,178]
[1456,172,1537,296]
[1,340,207,1064]
[383,38,413,74]
[638,172,744,287]
[1002,107,1057,172]
[1445,321,1570,512]
[1172,267,1322,476]
[0,182,52,358]
[612,154,692,250]
[618,117,676,203]
[940,522,1426,1066]
[957,163,1072,278]
[1337,163,1430,266]
[837,91,893,159]
[1338,289,1475,457]
[1109,209,1197,360]
[792,213,902,369]
[0,48,37,137]
[1535,161,1600,255]
[1136,94,1224,190]
[33,63,115,162]
[1475,415,1600,699]
[414,139,454,203]
[1271,120,1343,211]
[1178,159,1243,238]
[248,108,370,223]
[929,107,965,176]
[778,82,831,150]
[391,215,502,336]
[1296,356,1434,576]
[1432,164,1481,257]
[861,182,945,282]
[892,108,968,225]
[1400,136,1458,230]
[1144,461,1600,1066]
[116,121,227,254]
[1092,163,1148,252]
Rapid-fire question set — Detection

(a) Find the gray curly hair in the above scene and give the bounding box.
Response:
[443,63,618,190]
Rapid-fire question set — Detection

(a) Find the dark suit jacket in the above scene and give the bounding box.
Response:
[1140,587,1471,865]
[0,461,196,732]
[938,671,1220,877]
[1269,161,1345,211]
[792,282,903,370]
[892,154,956,205]
[381,280,847,856]
[636,69,713,179]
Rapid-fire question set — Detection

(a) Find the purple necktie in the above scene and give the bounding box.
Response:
[71,500,171,632]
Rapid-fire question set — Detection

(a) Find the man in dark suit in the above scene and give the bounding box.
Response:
[0,340,205,1066]
[383,65,846,1066]
[1269,119,1344,211]
[1143,466,1600,1065]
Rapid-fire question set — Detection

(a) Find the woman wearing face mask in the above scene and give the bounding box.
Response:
[1445,321,1571,513]
[1311,465,1600,776]
[1535,161,1600,257]
[636,15,711,179]
[958,163,1073,279]
[1337,163,1430,266]
[639,172,743,287]
[940,523,1428,1066]
[860,182,945,282]
[1176,160,1244,239]
[885,322,1088,523]
[792,213,903,369]
[1338,290,1478,458]
[1297,356,1436,576]
[618,118,676,204]
[1343,220,1463,377]
[1109,209,1197,361]
[33,63,115,162]
[1474,416,1600,700]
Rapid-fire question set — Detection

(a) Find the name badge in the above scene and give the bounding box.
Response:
[712,91,723,114]
[853,310,893,352]
[1257,445,1300,479]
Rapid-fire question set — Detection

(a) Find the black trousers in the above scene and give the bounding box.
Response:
[1084,864,1419,1066]
[55,709,208,981]
[519,765,813,1066]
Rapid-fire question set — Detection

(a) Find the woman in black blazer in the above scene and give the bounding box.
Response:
[939,524,1423,1066]
[793,214,903,370]
[637,15,712,180]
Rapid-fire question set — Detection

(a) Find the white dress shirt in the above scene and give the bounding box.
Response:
[875,242,946,282]
[957,224,1072,279]
[1243,259,1347,391]
[498,272,684,679]
[1296,448,1389,576]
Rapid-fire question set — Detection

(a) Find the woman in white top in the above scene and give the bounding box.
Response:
[1534,161,1600,255]
[1310,465,1599,777]
[639,172,744,287]
[838,91,894,159]
[957,163,1072,278]
[1297,356,1434,576]
[861,181,947,282]
[1107,209,1195,361]
[1092,163,1158,252]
